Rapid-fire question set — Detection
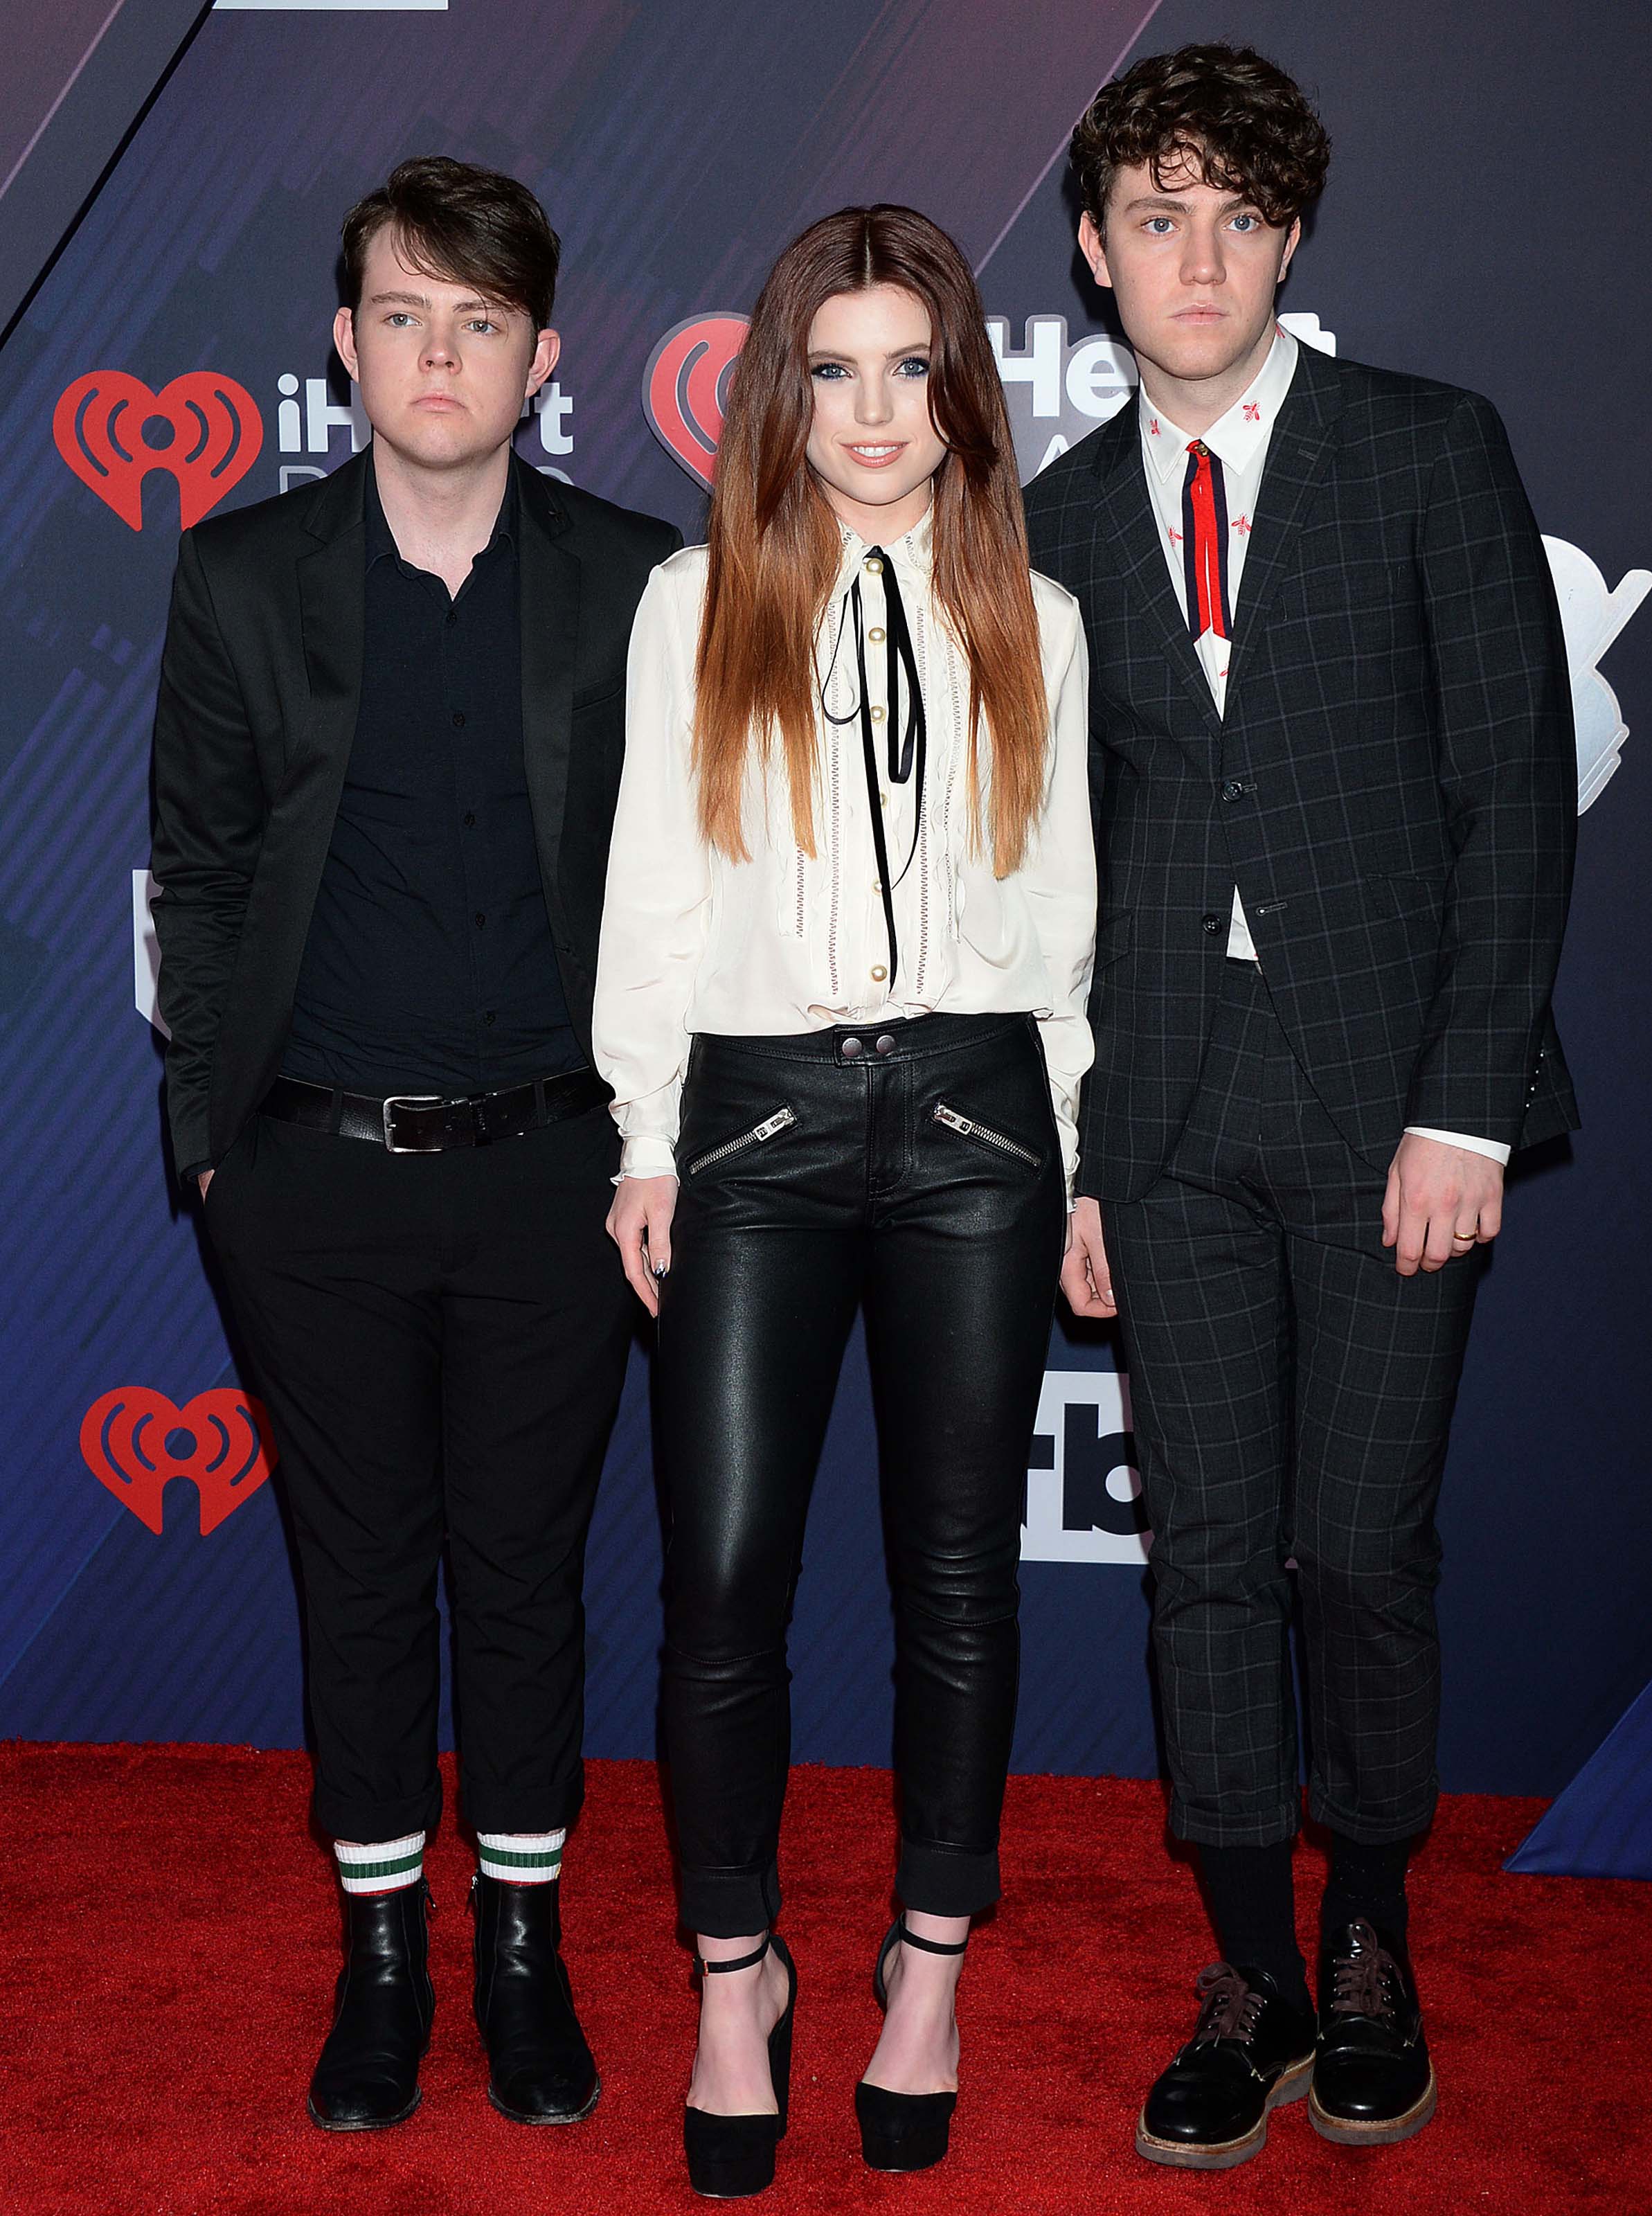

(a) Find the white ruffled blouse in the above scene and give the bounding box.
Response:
[591,508,1097,1190]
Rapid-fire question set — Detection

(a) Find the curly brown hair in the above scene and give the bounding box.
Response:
[1071,44,1330,233]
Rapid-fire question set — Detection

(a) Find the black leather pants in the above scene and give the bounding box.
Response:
[657,1012,1066,1938]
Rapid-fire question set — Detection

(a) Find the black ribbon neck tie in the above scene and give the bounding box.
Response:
[820,548,928,994]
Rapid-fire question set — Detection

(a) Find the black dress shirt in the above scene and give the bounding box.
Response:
[282,461,583,1097]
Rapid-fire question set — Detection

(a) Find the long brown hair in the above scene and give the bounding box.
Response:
[695,205,1048,877]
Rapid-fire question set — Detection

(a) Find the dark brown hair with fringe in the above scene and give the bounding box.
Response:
[341,155,559,329]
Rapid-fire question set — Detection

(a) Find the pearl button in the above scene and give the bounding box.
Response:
[865,557,883,573]
[870,704,885,721]
[879,790,888,808]
[872,879,883,894]
[871,965,888,983]
[869,626,886,643]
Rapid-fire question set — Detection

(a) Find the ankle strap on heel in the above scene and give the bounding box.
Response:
[897,1919,968,1957]
[697,1934,772,1975]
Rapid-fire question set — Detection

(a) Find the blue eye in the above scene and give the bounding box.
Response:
[1146,217,1176,235]
[810,361,849,379]
[895,357,931,377]
[386,313,416,327]
[1231,214,1260,233]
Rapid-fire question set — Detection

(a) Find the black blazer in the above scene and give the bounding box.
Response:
[150,449,680,1176]
[1023,343,1579,1205]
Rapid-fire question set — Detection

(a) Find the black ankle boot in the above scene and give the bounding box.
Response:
[307,1881,434,2131]
[472,1873,599,2123]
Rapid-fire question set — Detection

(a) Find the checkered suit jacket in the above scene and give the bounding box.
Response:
[1024,341,1579,1205]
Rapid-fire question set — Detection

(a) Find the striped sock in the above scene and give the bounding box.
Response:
[477,1828,565,1885]
[334,1831,425,1897]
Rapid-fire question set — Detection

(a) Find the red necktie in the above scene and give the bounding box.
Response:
[1181,439,1231,641]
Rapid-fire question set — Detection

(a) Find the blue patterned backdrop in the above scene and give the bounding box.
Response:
[1,0,1648,1802]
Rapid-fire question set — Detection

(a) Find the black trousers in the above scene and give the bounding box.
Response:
[658,1012,1066,1938]
[206,1101,632,1843]
[1104,960,1481,1850]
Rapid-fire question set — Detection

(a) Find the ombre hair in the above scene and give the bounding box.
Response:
[694,204,1048,877]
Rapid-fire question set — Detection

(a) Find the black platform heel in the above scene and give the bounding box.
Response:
[683,1931,797,2199]
[854,1917,967,2173]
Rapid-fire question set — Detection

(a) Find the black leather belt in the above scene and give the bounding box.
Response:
[260,1069,608,1154]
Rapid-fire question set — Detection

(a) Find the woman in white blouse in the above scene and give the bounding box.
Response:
[593,205,1095,2199]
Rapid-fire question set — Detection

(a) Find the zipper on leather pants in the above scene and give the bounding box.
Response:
[685,1107,797,1177]
[932,1102,1039,1167]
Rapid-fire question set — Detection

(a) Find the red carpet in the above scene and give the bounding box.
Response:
[1,1747,1646,2215]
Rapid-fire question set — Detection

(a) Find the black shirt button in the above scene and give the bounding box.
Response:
[1202,912,1223,936]
[452,711,466,729]
[463,812,476,828]
[445,611,457,627]
[483,1012,496,1026]
[1221,778,1243,801]
[474,912,486,929]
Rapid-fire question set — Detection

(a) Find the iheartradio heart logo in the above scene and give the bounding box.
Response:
[80,1387,277,1536]
[53,370,263,531]
[643,314,748,488]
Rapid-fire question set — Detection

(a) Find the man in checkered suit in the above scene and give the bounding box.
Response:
[1024,44,1577,2171]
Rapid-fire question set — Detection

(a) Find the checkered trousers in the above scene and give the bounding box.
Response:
[1106,960,1480,1848]
[1024,343,1578,1205]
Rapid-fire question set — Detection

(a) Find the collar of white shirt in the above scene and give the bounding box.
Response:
[835,500,934,591]
[1136,323,1300,483]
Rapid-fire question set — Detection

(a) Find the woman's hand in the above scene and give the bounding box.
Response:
[607,1174,679,1317]
[1060,1195,1117,1319]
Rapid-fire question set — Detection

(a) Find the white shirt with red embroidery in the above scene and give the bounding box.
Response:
[1135,325,1508,1166]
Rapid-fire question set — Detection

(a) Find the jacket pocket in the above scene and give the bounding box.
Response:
[685,1107,798,1177]
[1093,909,1133,968]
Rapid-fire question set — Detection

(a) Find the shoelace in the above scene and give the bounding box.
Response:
[1190,1963,1264,2045]
[1328,1919,1399,2021]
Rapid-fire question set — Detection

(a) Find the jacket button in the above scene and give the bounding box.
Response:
[1221,778,1243,801]
[841,1035,863,1059]
[1201,913,1223,936]
[875,1034,897,1055]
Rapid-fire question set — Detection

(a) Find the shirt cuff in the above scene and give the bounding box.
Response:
[1403,1126,1511,1167]
[616,1134,679,1181]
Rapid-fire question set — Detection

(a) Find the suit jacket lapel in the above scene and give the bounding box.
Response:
[516,458,581,922]
[295,449,368,807]
[1087,404,1223,743]
[1223,346,1347,693]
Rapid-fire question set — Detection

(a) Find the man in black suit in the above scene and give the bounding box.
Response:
[151,157,678,2132]
[1025,47,1575,2171]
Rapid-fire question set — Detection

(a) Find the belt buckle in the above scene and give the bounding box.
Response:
[382,1094,444,1153]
